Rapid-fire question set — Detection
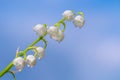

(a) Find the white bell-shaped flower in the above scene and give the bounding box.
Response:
[62,10,74,21]
[36,47,45,59]
[26,55,36,68]
[33,24,47,36]
[47,26,59,36]
[51,30,64,42]
[57,30,64,42]
[73,15,85,28]
[13,57,25,71]
[47,26,64,42]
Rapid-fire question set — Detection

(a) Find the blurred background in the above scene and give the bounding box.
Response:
[0,0,120,80]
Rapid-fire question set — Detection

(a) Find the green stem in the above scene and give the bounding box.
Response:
[0,36,43,78]
[54,18,66,32]
[0,62,13,77]
[42,38,47,49]
[54,18,66,27]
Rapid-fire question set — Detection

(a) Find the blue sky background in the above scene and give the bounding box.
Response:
[0,0,120,80]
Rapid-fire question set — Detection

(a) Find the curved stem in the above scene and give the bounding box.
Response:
[59,21,66,32]
[0,36,43,78]
[8,71,16,80]
[42,38,47,49]
[19,36,43,56]
[54,18,66,29]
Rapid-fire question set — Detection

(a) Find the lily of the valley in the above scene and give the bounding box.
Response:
[33,24,47,36]
[62,10,74,21]
[13,57,25,71]
[51,30,64,42]
[47,26,64,42]
[26,55,36,68]
[47,26,59,36]
[36,47,45,59]
[2,10,86,79]
[73,15,85,28]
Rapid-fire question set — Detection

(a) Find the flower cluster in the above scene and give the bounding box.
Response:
[12,10,85,72]
[13,46,45,71]
[63,10,85,28]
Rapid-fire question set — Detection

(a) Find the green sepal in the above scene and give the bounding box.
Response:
[18,51,24,57]
[54,23,61,29]
[78,12,84,17]
[43,24,47,28]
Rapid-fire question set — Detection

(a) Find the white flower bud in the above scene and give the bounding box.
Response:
[13,57,25,71]
[73,15,85,28]
[62,10,74,21]
[36,47,45,59]
[26,55,36,68]
[33,24,47,36]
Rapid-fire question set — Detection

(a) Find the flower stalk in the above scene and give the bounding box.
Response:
[0,10,85,79]
[0,36,43,77]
